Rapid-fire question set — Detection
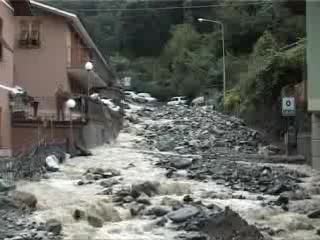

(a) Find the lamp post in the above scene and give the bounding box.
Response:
[198,18,226,105]
[0,84,24,95]
[85,61,93,96]
[66,98,76,152]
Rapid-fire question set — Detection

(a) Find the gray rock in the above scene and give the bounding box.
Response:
[10,191,37,209]
[87,214,103,228]
[123,196,134,203]
[168,206,200,223]
[130,203,145,216]
[45,219,62,235]
[77,180,85,186]
[0,179,15,192]
[73,208,86,220]
[45,155,60,172]
[136,193,151,205]
[131,181,160,197]
[100,178,119,188]
[171,158,193,169]
[307,209,320,219]
[102,168,121,178]
[146,206,170,217]
[161,197,183,208]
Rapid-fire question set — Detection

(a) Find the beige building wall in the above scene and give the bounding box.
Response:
[14,15,70,98]
[0,0,15,154]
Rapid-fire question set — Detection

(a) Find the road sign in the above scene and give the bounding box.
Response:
[282,97,296,116]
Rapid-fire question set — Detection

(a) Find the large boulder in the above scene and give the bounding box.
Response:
[87,200,121,222]
[45,155,60,172]
[308,209,320,219]
[45,219,62,235]
[10,191,37,209]
[145,206,170,217]
[171,158,193,169]
[100,178,119,188]
[87,213,103,228]
[131,181,160,198]
[73,208,86,220]
[203,207,265,240]
[168,206,200,223]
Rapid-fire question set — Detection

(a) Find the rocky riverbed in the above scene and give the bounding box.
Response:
[0,188,63,240]
[1,104,320,240]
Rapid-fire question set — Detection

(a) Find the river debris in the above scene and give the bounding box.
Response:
[139,105,269,154]
[0,191,62,240]
[136,105,308,196]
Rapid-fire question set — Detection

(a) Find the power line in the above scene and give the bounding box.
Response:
[46,1,271,12]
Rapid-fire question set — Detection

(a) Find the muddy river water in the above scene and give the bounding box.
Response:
[16,118,320,240]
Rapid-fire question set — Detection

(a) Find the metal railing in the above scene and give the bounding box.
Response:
[10,96,86,122]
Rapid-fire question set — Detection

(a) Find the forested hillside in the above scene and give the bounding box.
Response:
[44,0,306,118]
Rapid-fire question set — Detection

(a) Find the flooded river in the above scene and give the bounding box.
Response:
[16,119,320,240]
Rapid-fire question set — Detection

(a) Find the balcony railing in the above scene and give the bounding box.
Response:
[10,95,87,123]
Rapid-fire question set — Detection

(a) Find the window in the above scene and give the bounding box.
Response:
[0,18,3,61]
[19,20,41,48]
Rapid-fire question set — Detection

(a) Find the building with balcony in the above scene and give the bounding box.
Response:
[1,0,123,156]
[0,0,31,156]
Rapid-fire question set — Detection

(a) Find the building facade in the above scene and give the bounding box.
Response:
[0,0,122,157]
[0,0,15,156]
[0,0,31,156]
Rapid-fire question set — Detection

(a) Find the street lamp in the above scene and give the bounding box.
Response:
[66,98,76,152]
[198,18,226,106]
[85,61,93,96]
[0,84,24,95]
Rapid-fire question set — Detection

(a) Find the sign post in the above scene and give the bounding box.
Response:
[282,97,297,155]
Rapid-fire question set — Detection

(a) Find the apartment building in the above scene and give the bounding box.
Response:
[0,0,122,156]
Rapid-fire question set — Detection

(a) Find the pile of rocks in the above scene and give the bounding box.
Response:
[0,184,62,240]
[142,194,265,240]
[139,105,270,155]
[156,154,308,196]
[112,181,160,216]
[77,167,121,186]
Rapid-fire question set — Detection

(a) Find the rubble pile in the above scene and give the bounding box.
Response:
[139,105,269,155]
[150,197,265,240]
[136,105,307,196]
[157,155,308,195]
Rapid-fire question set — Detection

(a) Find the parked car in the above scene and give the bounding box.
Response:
[125,91,138,99]
[137,93,157,103]
[167,96,188,106]
[191,96,205,106]
[125,91,141,102]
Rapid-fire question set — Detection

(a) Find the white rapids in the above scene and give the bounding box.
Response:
[16,121,320,240]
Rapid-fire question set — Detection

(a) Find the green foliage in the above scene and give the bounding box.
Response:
[47,0,306,107]
[160,24,219,98]
[224,88,241,112]
[253,31,279,57]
